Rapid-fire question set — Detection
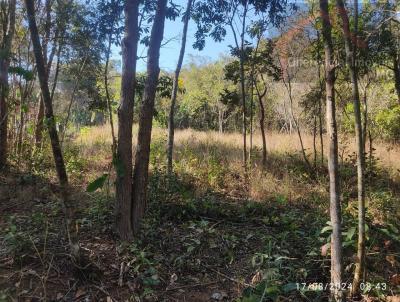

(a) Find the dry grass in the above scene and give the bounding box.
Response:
[73,124,400,204]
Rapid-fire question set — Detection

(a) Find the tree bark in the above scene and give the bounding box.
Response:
[336,0,366,295]
[35,0,52,148]
[392,56,400,104]
[24,0,80,260]
[320,0,344,300]
[255,84,267,169]
[132,0,168,235]
[239,2,248,170]
[104,32,117,153]
[0,0,16,169]
[115,0,139,241]
[167,0,193,174]
[249,81,254,165]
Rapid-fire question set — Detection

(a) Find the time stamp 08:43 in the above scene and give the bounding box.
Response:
[296,282,388,292]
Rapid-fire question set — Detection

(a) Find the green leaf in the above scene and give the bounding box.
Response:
[320,225,333,234]
[346,227,356,241]
[282,282,298,293]
[86,173,108,192]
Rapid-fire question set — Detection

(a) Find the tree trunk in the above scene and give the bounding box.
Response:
[167,0,193,175]
[239,3,248,170]
[313,115,317,167]
[132,0,168,235]
[249,81,254,165]
[393,56,400,104]
[104,32,117,153]
[336,0,366,295]
[255,80,267,169]
[24,0,80,260]
[35,98,45,148]
[258,95,267,169]
[318,97,324,164]
[320,0,344,300]
[0,0,16,169]
[115,0,139,241]
[218,108,223,133]
[35,0,52,148]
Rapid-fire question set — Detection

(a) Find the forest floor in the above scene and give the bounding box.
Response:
[1,126,400,302]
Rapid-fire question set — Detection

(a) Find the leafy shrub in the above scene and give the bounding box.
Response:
[375,105,400,141]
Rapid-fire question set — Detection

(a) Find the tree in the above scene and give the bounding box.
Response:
[336,0,366,295]
[115,0,139,240]
[320,0,343,300]
[131,0,169,235]
[0,0,16,168]
[167,0,193,175]
[97,0,124,153]
[24,0,80,260]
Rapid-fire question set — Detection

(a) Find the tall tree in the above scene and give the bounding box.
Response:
[115,0,139,240]
[24,0,80,260]
[226,0,249,170]
[320,0,343,300]
[336,0,366,295]
[167,0,193,175]
[0,0,16,168]
[131,0,168,235]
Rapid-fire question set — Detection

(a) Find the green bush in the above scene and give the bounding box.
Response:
[375,105,400,141]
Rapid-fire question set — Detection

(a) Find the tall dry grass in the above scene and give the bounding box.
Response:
[74,124,400,202]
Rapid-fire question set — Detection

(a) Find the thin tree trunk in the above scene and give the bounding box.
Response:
[132,0,168,235]
[319,97,324,164]
[317,44,324,164]
[239,3,248,170]
[281,61,312,171]
[255,82,267,169]
[0,0,16,169]
[393,56,400,104]
[336,0,366,295]
[104,32,117,153]
[35,0,52,148]
[60,56,88,145]
[167,0,193,174]
[25,0,80,260]
[313,115,317,167]
[249,81,254,165]
[115,0,139,241]
[218,108,223,133]
[229,1,248,170]
[35,98,45,147]
[320,0,343,300]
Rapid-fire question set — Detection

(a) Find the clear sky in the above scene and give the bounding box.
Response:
[145,15,235,72]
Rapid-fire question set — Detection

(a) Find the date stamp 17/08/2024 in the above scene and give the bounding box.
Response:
[296,282,388,292]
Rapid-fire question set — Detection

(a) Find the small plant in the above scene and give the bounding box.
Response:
[3,216,32,260]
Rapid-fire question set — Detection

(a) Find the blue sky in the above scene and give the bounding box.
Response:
[110,0,292,72]
[111,0,236,72]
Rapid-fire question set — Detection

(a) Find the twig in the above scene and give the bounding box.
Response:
[118,262,125,287]
[164,281,218,292]
[201,264,254,288]
[93,284,115,301]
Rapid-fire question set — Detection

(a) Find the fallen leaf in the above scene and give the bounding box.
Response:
[251,271,262,285]
[390,274,400,286]
[386,255,397,267]
[75,287,86,299]
[321,243,330,256]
